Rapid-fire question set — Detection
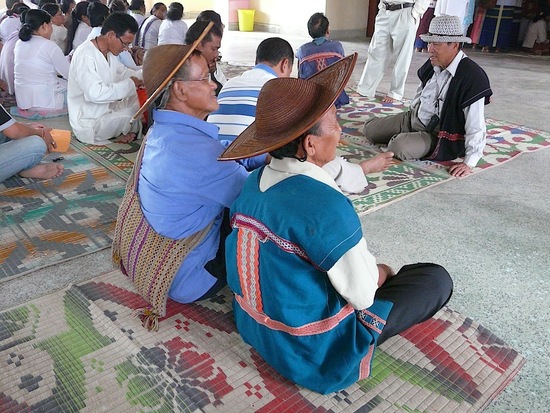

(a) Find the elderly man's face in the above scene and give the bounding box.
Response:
[427,42,459,69]
[308,106,341,167]
[198,35,222,73]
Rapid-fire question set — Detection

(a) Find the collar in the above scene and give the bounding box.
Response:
[313,36,328,45]
[434,50,466,77]
[260,157,342,193]
[152,109,220,140]
[253,63,278,77]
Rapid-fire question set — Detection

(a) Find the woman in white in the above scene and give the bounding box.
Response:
[64,1,91,55]
[14,9,70,111]
[0,3,29,42]
[42,3,67,52]
[157,2,187,45]
[135,2,166,49]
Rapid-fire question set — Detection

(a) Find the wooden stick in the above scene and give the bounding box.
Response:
[131,21,214,122]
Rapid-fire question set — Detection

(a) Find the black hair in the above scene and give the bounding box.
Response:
[87,2,109,28]
[19,8,51,41]
[307,12,329,39]
[185,20,222,45]
[41,3,61,18]
[60,0,75,14]
[6,3,29,17]
[101,11,139,36]
[108,0,127,13]
[65,1,89,54]
[196,9,223,30]
[6,0,19,11]
[37,0,56,8]
[166,2,183,21]
[128,0,144,11]
[270,123,322,161]
[256,37,294,66]
[150,2,165,15]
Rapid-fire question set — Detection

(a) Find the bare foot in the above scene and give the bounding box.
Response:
[381,96,400,104]
[359,152,395,174]
[114,132,137,144]
[19,163,64,179]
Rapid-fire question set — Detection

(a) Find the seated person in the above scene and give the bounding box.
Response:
[132,45,248,303]
[41,3,67,52]
[60,0,75,29]
[0,103,63,183]
[218,54,453,395]
[363,15,492,178]
[522,10,550,55]
[296,12,349,108]
[157,2,187,45]
[14,9,70,112]
[127,0,146,27]
[208,37,393,192]
[64,1,90,55]
[0,3,29,95]
[185,20,224,95]
[0,2,28,43]
[134,2,166,49]
[67,12,143,144]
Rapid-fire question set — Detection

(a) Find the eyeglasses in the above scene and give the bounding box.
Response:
[173,76,212,84]
[116,35,132,48]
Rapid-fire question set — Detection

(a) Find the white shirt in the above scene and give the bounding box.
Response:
[50,24,68,52]
[0,16,20,42]
[522,19,549,48]
[72,21,92,52]
[260,157,380,310]
[128,10,146,27]
[67,40,141,143]
[137,15,162,49]
[14,35,70,110]
[158,19,188,45]
[414,50,486,167]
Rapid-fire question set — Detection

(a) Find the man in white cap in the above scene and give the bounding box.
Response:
[363,14,492,177]
[357,0,431,103]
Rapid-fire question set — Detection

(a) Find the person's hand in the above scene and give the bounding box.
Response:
[37,128,56,153]
[130,76,144,88]
[449,162,473,177]
[28,122,47,130]
[377,263,395,287]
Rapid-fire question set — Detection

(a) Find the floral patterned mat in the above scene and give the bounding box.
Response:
[0,270,525,412]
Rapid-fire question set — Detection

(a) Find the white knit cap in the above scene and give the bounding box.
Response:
[420,15,471,44]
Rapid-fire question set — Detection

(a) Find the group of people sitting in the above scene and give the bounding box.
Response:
[1,6,498,395]
[110,11,496,394]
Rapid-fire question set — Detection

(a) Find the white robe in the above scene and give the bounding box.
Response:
[14,35,70,111]
[158,19,188,45]
[50,24,68,52]
[67,40,142,144]
[137,15,162,49]
[72,21,92,52]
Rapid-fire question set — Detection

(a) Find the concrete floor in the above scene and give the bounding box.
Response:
[1,29,549,412]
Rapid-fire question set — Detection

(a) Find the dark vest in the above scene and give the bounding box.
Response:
[418,57,492,161]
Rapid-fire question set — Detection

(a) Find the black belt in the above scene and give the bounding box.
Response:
[383,2,414,11]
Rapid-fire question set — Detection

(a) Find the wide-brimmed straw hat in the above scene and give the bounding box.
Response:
[420,15,471,44]
[142,44,194,97]
[218,53,357,161]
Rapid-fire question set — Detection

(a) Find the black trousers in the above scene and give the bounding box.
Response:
[375,263,453,345]
[196,208,232,301]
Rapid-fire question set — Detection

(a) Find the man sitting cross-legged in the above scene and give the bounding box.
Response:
[68,12,144,145]
[362,15,492,178]
[208,37,393,193]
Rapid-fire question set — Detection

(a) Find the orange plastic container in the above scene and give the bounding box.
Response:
[50,129,71,152]
[137,87,148,124]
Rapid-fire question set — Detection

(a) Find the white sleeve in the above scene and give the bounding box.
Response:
[322,156,368,194]
[327,238,379,310]
[462,98,486,168]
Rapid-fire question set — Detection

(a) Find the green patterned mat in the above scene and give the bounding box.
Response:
[0,270,525,412]
[0,148,125,281]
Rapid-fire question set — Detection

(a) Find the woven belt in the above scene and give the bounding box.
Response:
[383,2,414,11]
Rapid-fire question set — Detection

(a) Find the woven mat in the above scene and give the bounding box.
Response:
[0,148,125,282]
[0,269,524,412]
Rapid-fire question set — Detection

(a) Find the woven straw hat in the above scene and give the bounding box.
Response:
[218,53,357,161]
[142,44,195,97]
[420,15,471,44]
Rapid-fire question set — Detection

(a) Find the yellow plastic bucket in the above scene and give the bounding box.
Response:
[237,9,255,32]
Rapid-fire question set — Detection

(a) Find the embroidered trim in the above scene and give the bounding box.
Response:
[235,294,354,336]
[237,227,263,313]
[358,344,375,379]
[356,309,387,335]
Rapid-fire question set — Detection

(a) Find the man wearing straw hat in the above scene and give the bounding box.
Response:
[134,43,248,304]
[363,15,492,178]
[219,54,453,394]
